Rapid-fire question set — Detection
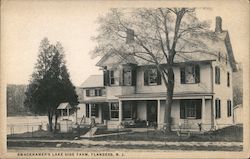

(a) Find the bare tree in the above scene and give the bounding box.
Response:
[92,8,214,132]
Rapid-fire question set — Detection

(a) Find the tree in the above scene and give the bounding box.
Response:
[24,38,78,132]
[92,8,213,132]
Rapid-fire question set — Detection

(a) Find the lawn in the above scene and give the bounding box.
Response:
[7,127,90,140]
[92,125,243,142]
[7,125,242,142]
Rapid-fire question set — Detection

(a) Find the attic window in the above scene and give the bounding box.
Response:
[218,52,221,61]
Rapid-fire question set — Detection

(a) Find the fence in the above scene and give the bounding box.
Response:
[7,122,48,135]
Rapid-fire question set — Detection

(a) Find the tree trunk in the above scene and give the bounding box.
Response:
[48,111,53,132]
[164,67,174,132]
[54,111,58,133]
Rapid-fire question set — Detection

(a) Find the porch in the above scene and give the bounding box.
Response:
[78,92,214,131]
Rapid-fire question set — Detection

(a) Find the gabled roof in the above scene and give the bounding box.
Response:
[80,75,103,88]
[57,102,71,109]
[95,31,237,71]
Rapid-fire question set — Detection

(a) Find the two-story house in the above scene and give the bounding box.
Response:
[77,16,237,131]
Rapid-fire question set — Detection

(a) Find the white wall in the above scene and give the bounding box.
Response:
[136,64,212,94]
[159,99,213,130]
[212,59,234,127]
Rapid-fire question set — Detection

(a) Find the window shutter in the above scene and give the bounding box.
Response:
[126,29,134,44]
[103,70,110,86]
[196,100,202,119]
[180,101,186,119]
[180,67,185,84]
[218,100,221,118]
[218,68,220,84]
[95,104,99,117]
[144,69,149,85]
[99,89,102,96]
[86,90,90,97]
[195,65,200,83]
[120,69,124,86]
[132,67,137,86]
[157,70,162,85]
[86,104,89,117]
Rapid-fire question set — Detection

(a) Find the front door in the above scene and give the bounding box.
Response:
[147,100,157,123]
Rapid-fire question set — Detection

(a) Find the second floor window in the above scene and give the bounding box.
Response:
[180,65,200,84]
[227,72,230,87]
[144,68,161,86]
[86,89,104,97]
[215,66,220,84]
[215,99,221,119]
[123,68,132,85]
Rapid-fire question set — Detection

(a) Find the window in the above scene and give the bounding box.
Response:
[123,68,132,85]
[180,65,200,84]
[144,68,161,85]
[215,99,221,119]
[110,70,115,85]
[110,103,119,119]
[123,102,133,119]
[215,66,220,84]
[86,90,90,97]
[227,72,230,87]
[89,89,95,97]
[148,68,158,85]
[227,100,232,117]
[86,104,89,117]
[91,104,99,117]
[95,89,102,96]
[180,99,202,119]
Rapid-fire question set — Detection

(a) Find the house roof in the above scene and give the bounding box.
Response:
[96,31,237,71]
[57,102,72,109]
[80,75,104,88]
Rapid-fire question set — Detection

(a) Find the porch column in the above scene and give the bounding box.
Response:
[119,100,122,123]
[157,99,161,127]
[202,97,206,124]
[89,104,92,118]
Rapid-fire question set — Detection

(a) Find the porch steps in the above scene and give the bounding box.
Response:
[80,127,98,138]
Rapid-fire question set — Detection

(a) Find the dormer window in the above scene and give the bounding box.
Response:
[180,65,200,84]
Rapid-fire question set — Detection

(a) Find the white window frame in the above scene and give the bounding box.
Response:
[148,68,158,85]
[110,102,119,120]
[185,65,196,84]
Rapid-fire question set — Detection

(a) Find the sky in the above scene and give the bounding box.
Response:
[1,0,248,87]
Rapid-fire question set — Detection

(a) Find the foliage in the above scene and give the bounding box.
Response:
[24,38,78,131]
[7,84,32,116]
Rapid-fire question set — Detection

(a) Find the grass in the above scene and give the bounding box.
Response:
[92,125,243,142]
[7,125,243,142]
[7,127,90,140]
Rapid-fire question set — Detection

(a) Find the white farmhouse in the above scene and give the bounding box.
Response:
[77,16,237,131]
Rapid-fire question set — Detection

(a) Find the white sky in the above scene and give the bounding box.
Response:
[1,0,248,86]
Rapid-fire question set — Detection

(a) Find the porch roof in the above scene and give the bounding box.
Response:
[117,92,213,100]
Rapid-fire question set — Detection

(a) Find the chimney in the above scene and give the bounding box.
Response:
[215,16,222,33]
[126,28,134,44]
